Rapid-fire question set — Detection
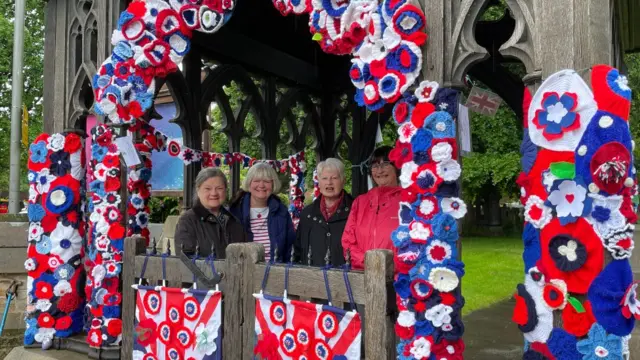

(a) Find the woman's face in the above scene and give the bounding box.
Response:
[250,177,274,201]
[197,176,226,210]
[371,159,398,187]
[319,168,344,199]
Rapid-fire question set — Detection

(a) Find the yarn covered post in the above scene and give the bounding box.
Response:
[514,66,638,358]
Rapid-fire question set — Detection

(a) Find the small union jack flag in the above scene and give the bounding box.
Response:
[465,86,503,117]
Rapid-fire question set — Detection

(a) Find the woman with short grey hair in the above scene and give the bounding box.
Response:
[294,158,353,266]
[230,162,295,262]
[175,167,247,259]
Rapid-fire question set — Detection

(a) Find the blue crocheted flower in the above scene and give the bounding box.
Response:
[577,324,623,359]
[415,319,435,336]
[103,306,121,319]
[23,333,35,345]
[394,273,411,299]
[606,68,632,101]
[91,144,107,162]
[411,129,433,153]
[28,203,46,222]
[399,202,413,225]
[45,185,75,214]
[54,264,75,281]
[89,180,106,197]
[36,235,52,255]
[424,111,455,138]
[591,205,611,223]
[49,151,71,176]
[431,213,459,243]
[29,141,48,163]
[392,226,411,247]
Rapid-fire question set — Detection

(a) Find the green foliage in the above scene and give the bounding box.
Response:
[148,196,180,224]
[625,53,640,164]
[0,1,44,191]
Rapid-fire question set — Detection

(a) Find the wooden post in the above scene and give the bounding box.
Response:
[241,243,264,360]
[223,244,247,359]
[121,237,147,360]
[364,249,394,359]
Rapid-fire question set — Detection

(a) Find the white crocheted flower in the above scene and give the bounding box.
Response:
[586,193,626,238]
[28,222,43,241]
[397,310,416,327]
[409,221,431,241]
[35,299,52,312]
[547,180,588,220]
[24,258,36,271]
[50,223,82,262]
[425,304,453,327]
[431,142,453,162]
[426,240,452,264]
[398,122,417,143]
[400,161,418,189]
[524,196,553,229]
[47,133,65,152]
[429,267,459,292]
[92,265,106,286]
[54,280,72,297]
[415,81,439,103]
[441,197,467,219]
[436,160,461,182]
[195,323,219,356]
[409,337,432,359]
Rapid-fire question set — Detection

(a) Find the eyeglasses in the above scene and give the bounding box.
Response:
[371,161,392,170]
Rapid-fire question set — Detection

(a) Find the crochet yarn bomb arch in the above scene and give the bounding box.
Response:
[514,66,640,359]
[89,0,470,358]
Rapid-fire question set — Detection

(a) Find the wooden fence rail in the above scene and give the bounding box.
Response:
[122,237,395,360]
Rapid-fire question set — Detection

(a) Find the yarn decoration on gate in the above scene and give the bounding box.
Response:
[513,66,639,359]
[391,81,467,360]
[25,132,87,347]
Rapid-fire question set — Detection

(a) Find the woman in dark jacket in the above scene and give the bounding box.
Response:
[174,167,247,259]
[295,158,353,267]
[230,162,296,262]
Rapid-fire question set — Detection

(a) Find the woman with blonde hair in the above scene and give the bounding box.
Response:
[230,162,295,262]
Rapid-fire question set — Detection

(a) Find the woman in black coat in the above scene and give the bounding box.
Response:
[295,158,353,267]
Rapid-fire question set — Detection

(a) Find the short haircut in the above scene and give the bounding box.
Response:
[317,158,346,182]
[242,162,281,193]
[193,167,228,204]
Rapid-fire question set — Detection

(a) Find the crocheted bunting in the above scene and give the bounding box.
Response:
[591,64,632,121]
[574,111,633,196]
[546,328,581,360]
[527,69,597,151]
[540,219,603,294]
[587,259,635,336]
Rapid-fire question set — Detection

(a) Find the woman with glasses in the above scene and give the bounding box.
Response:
[341,146,402,270]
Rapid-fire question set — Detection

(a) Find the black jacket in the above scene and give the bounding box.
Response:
[174,202,248,259]
[294,193,354,267]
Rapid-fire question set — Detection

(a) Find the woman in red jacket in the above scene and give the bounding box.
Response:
[342,146,401,270]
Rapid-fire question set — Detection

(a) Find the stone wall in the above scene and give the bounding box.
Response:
[0,216,28,330]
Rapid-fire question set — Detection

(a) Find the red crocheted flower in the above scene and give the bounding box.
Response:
[562,300,596,337]
[108,223,125,240]
[540,219,603,294]
[38,313,55,328]
[395,323,415,340]
[64,133,82,153]
[432,339,465,360]
[523,149,575,200]
[389,141,413,168]
[55,315,72,330]
[35,281,54,300]
[411,102,436,128]
[135,318,158,347]
[254,331,282,360]
[88,329,103,347]
[107,319,122,337]
[58,292,83,313]
[105,176,121,192]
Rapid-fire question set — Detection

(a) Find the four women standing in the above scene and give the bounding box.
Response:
[176,148,402,269]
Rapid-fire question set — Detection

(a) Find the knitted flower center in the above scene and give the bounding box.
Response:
[594,346,609,357]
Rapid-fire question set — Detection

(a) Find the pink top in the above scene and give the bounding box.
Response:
[250,208,271,261]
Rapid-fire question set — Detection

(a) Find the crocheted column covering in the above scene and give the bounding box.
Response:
[514,66,638,359]
[25,132,87,346]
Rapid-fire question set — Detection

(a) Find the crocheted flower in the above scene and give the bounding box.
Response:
[409,220,432,243]
[400,161,418,189]
[392,226,411,248]
[431,142,453,163]
[50,151,71,176]
[398,202,413,225]
[50,223,83,262]
[546,179,591,225]
[621,281,640,320]
[540,219,603,294]
[577,324,623,360]
[426,240,452,264]
[398,122,418,143]
[440,197,466,219]
[562,300,596,337]
[524,196,553,229]
[429,267,459,292]
[54,264,75,281]
[30,141,48,164]
[47,133,66,152]
[415,81,439,103]
[409,336,432,359]
[533,92,581,141]
[432,339,464,360]
[393,99,412,125]
[45,185,75,214]
[431,213,459,243]
[28,203,46,222]
[436,159,461,182]
[28,222,43,241]
[413,195,439,221]
[586,193,626,238]
[92,144,107,162]
[35,168,56,194]
[424,111,455,138]
[425,304,453,328]
[389,141,413,169]
[411,129,433,153]
[411,163,442,194]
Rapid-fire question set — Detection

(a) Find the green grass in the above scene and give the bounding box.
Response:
[461,236,523,316]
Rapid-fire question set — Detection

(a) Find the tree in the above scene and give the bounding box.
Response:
[0,0,45,192]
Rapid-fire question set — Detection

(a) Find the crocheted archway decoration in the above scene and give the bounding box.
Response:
[89,1,468,357]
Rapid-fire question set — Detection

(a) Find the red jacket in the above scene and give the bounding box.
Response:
[341,186,402,270]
